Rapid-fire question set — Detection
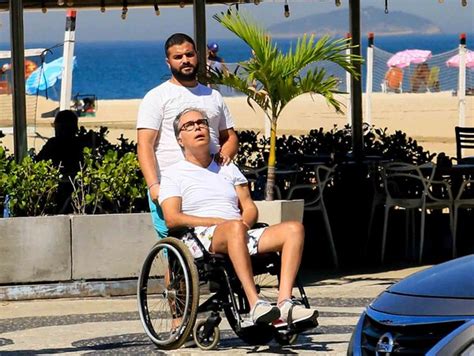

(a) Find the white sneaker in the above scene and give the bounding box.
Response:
[250,300,281,324]
[277,299,318,326]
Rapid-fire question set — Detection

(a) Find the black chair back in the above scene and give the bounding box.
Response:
[455,126,474,163]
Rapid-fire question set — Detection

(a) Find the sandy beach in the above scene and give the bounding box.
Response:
[0,91,473,158]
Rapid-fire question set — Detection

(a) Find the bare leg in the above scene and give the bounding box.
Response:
[165,267,182,330]
[256,221,305,304]
[211,220,259,307]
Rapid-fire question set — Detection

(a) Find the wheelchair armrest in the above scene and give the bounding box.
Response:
[252,222,269,229]
[168,226,194,238]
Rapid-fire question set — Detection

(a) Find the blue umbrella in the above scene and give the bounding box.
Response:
[25,56,76,95]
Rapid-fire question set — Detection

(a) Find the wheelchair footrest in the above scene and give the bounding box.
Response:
[274,318,318,333]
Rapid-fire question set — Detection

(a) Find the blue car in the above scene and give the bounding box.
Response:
[348,255,474,355]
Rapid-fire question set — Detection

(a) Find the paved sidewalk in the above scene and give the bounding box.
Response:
[0,265,429,355]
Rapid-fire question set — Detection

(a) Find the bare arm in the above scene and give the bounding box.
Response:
[161,196,227,229]
[137,128,160,201]
[218,127,239,165]
[235,184,258,229]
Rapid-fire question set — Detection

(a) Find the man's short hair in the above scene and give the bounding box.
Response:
[55,109,79,130]
[173,108,208,139]
[165,33,196,57]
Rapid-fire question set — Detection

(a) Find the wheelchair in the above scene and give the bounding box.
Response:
[137,223,316,350]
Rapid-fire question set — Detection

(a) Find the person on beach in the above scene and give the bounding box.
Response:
[36,110,84,213]
[136,33,238,238]
[159,107,319,327]
[206,42,228,91]
[410,63,430,93]
[207,42,227,72]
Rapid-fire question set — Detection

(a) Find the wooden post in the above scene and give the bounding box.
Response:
[349,0,363,161]
[193,0,207,79]
[9,0,27,162]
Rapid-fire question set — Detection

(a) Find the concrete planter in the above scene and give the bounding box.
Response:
[71,213,156,280]
[0,215,71,284]
[254,199,304,225]
[0,202,302,298]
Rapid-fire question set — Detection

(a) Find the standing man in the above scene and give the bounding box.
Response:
[137,33,238,238]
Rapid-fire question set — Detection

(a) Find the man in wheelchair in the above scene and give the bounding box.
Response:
[158,107,319,328]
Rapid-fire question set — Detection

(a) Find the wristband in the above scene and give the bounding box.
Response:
[148,182,159,189]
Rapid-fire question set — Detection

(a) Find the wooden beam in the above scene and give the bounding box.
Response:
[0,0,251,11]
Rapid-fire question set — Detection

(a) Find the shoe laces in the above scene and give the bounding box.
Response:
[278,298,304,324]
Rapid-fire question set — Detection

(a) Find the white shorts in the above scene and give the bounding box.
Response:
[193,225,266,256]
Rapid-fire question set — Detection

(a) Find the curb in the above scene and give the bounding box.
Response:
[0,279,137,301]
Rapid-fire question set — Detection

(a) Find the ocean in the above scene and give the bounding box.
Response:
[0,33,472,100]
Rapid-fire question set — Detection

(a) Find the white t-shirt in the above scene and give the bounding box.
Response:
[159,160,248,220]
[136,81,234,178]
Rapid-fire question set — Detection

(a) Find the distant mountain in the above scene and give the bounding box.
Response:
[268,6,441,38]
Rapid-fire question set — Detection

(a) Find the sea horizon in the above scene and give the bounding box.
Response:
[0,33,473,100]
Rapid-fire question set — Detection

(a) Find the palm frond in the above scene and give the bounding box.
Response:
[212,10,361,117]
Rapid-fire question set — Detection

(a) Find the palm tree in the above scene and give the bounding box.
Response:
[211,10,362,200]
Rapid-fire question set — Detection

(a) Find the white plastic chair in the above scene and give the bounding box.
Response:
[381,162,454,263]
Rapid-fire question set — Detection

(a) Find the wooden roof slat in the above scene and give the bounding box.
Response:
[0,0,254,11]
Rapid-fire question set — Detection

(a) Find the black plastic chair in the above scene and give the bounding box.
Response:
[455,126,474,164]
[453,179,474,257]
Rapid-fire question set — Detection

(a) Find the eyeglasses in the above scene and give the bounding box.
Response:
[179,118,209,132]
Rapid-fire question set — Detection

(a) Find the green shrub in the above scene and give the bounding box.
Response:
[236,125,436,169]
[70,148,146,214]
[4,156,61,216]
[0,145,10,214]
[76,126,137,159]
[0,125,437,217]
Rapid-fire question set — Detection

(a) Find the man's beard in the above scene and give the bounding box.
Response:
[171,64,198,82]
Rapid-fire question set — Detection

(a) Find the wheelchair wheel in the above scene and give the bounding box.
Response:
[253,254,309,309]
[223,286,275,345]
[224,253,310,345]
[253,272,280,302]
[137,237,199,350]
[252,253,281,303]
[193,319,220,350]
[223,301,275,346]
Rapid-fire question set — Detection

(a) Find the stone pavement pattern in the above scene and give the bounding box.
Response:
[0,266,427,355]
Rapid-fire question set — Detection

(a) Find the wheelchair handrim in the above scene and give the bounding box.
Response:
[137,242,192,346]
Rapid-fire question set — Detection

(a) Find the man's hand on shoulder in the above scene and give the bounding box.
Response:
[215,151,231,165]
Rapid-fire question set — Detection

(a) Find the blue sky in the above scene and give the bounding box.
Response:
[0,0,472,44]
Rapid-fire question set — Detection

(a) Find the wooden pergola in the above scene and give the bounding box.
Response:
[0,0,363,162]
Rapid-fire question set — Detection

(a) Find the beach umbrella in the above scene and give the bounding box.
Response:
[386,49,432,68]
[25,56,76,95]
[446,50,474,68]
